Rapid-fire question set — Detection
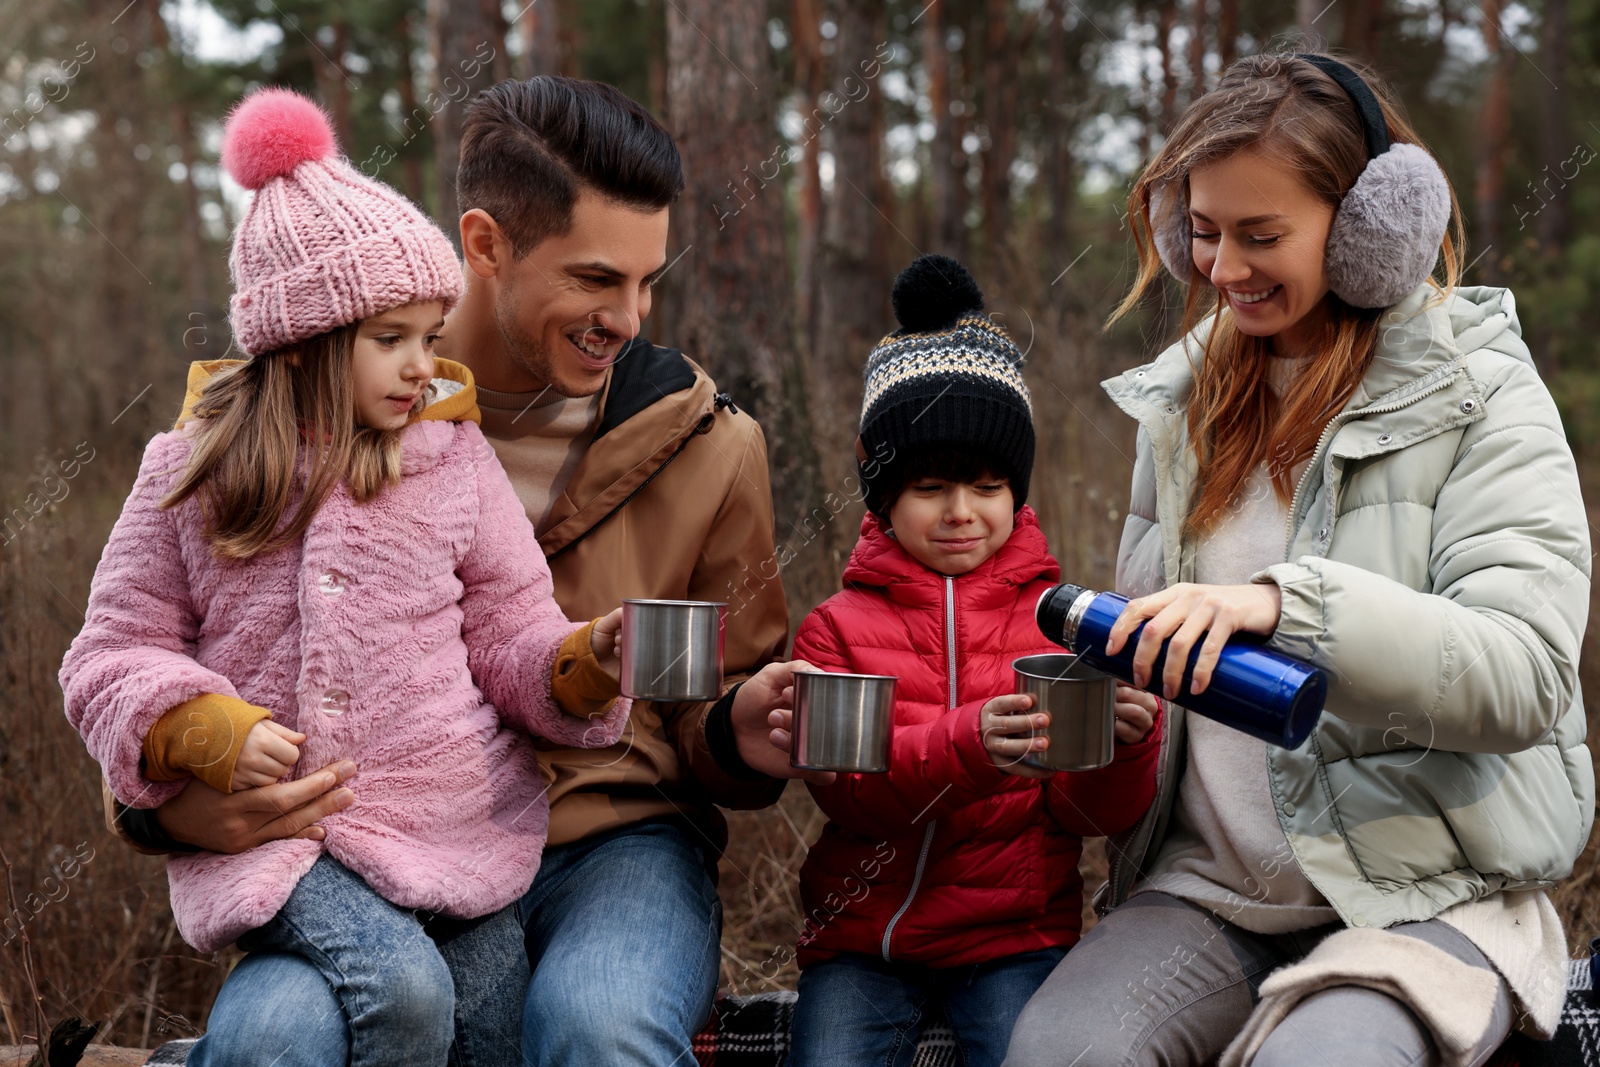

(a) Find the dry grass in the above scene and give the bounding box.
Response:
[0,456,232,1051]
[4,316,1600,1052]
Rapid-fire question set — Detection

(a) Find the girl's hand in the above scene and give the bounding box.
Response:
[230,719,304,791]
[980,694,1052,780]
[590,607,623,681]
[1114,685,1159,744]
[1104,582,1283,699]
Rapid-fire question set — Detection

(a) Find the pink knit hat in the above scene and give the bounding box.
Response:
[221,88,464,357]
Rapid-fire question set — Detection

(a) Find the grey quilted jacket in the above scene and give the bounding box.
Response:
[1100,284,1594,930]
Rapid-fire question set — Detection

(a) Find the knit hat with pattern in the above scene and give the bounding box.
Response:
[859,255,1034,515]
[221,88,464,357]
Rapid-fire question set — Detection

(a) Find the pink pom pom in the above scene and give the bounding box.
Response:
[221,88,336,191]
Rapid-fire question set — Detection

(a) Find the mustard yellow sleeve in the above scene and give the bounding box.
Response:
[141,694,272,794]
[551,620,621,720]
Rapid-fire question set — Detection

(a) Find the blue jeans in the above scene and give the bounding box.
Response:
[516,821,722,1066]
[790,948,1067,1067]
[189,854,488,1067]
[186,887,527,1067]
[187,950,350,1067]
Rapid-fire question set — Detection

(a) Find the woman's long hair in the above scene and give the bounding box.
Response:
[1109,53,1466,538]
[163,324,410,560]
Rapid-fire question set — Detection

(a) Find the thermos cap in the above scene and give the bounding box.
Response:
[1034,583,1095,651]
[1062,587,1098,649]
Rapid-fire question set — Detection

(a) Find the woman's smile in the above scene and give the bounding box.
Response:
[1226,284,1280,306]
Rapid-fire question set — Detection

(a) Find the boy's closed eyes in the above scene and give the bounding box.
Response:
[886,472,1014,576]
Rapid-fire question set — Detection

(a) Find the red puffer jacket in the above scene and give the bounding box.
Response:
[791,507,1161,970]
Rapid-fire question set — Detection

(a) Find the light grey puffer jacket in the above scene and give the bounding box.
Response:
[1101,284,1594,930]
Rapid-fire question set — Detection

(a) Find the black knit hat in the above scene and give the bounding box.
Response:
[859,254,1035,516]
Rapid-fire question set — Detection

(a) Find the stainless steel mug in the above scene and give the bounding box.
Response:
[1012,653,1116,772]
[789,671,897,773]
[620,599,726,701]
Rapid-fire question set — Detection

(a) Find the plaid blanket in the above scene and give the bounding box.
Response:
[143,962,1600,1065]
[1485,960,1600,1067]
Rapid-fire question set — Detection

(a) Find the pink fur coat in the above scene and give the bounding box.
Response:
[61,417,628,951]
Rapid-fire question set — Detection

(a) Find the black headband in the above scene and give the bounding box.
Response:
[1293,53,1390,160]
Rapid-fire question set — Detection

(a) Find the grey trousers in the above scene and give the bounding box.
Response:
[1001,891,1513,1067]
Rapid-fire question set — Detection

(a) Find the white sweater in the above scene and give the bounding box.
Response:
[1137,462,1340,934]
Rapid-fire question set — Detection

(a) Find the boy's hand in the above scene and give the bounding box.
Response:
[981,694,1052,780]
[230,719,304,791]
[590,607,623,681]
[1114,685,1159,744]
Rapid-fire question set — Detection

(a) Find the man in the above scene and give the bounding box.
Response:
[110,77,823,1065]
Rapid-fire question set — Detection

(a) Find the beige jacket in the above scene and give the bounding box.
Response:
[529,339,788,848]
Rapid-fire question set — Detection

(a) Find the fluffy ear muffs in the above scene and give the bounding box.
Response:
[1150,180,1195,283]
[1322,143,1451,308]
[1149,144,1450,310]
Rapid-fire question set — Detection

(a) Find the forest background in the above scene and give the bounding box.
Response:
[3,0,1598,1050]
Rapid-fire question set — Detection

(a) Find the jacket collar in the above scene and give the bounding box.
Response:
[840,506,1060,605]
[537,338,719,555]
[594,337,699,439]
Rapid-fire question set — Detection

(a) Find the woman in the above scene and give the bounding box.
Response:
[1002,53,1592,1067]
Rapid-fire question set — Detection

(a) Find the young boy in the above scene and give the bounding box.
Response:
[782,255,1163,1067]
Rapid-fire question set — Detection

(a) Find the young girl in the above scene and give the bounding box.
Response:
[1002,54,1591,1067]
[779,256,1163,1067]
[60,89,630,1067]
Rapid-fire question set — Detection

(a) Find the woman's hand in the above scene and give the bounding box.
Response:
[980,693,1053,779]
[229,719,304,791]
[1104,582,1283,699]
[590,607,623,681]
[1114,685,1159,744]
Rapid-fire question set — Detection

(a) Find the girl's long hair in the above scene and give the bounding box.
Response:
[163,324,409,560]
[1109,53,1466,538]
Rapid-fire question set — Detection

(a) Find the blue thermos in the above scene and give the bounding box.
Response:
[1034,584,1327,749]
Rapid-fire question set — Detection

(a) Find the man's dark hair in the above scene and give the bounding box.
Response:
[457,77,684,256]
[876,444,1012,513]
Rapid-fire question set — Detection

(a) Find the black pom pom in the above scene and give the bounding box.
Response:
[891,254,984,333]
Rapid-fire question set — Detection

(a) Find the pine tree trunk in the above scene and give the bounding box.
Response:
[85,0,157,435]
[1297,0,1318,38]
[1156,2,1177,133]
[518,0,573,77]
[1474,0,1513,281]
[395,12,427,207]
[428,0,507,232]
[313,22,353,149]
[149,4,212,317]
[664,0,830,584]
[818,0,888,416]
[925,0,963,255]
[1044,0,1074,254]
[792,0,824,365]
[1219,0,1238,67]
[1537,0,1570,259]
[1341,0,1382,61]
[980,0,1018,269]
